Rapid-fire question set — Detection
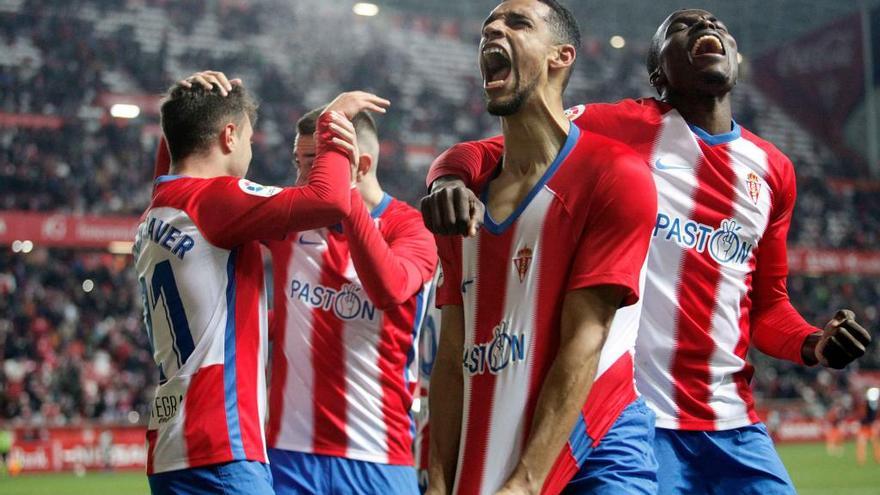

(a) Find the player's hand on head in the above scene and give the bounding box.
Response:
[323,91,390,119]
[420,177,485,237]
[816,309,872,369]
[178,70,242,96]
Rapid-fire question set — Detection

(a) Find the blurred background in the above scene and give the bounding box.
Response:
[0,0,879,493]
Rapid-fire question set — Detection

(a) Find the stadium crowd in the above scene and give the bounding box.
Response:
[0,0,878,429]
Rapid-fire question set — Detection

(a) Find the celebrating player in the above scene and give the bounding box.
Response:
[420,8,873,494]
[135,73,389,494]
[427,1,658,494]
[264,106,437,494]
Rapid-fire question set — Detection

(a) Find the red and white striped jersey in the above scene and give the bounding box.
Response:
[266,192,437,466]
[435,125,657,495]
[134,171,349,474]
[428,98,801,432]
[136,115,351,474]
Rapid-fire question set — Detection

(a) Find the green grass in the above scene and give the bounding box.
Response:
[778,441,880,495]
[0,442,877,494]
[0,471,148,495]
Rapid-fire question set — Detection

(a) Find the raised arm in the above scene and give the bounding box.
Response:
[342,191,437,309]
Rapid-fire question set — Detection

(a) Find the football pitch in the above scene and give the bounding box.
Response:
[0,442,877,494]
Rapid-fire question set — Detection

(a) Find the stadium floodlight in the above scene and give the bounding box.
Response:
[353,2,379,16]
[610,35,626,49]
[11,240,21,253]
[110,103,141,119]
[20,240,33,253]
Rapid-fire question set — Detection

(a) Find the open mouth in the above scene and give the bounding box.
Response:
[481,46,512,89]
[690,34,725,58]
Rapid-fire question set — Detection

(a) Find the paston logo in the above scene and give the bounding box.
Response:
[653,213,754,265]
[462,321,527,376]
[289,279,377,321]
[513,247,533,283]
[746,172,762,206]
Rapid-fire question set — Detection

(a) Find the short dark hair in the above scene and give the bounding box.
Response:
[296,107,378,144]
[535,0,580,89]
[538,0,580,48]
[160,82,258,162]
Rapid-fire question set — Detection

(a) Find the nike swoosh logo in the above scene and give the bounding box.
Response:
[654,158,692,171]
[297,235,323,246]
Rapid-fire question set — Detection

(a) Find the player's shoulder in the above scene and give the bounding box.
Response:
[739,126,792,165]
[378,196,426,228]
[552,129,652,199]
[738,126,796,182]
[575,97,670,122]
[572,129,650,173]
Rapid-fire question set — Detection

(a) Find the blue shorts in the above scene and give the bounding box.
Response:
[562,397,658,494]
[148,460,273,495]
[654,423,796,495]
[268,449,419,495]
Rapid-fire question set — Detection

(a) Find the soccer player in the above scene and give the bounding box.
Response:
[264,106,437,494]
[856,387,880,465]
[427,1,658,494]
[135,73,389,494]
[420,8,873,494]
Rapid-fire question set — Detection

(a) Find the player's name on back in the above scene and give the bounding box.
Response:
[136,216,196,260]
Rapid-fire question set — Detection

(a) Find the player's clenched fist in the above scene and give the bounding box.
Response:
[323,91,390,119]
[420,177,484,237]
[814,309,872,369]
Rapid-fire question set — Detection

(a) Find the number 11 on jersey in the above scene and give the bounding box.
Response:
[139,260,195,379]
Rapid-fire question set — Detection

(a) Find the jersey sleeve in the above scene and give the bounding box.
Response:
[342,191,438,310]
[434,235,463,307]
[566,151,657,306]
[753,155,796,277]
[426,136,504,187]
[750,155,818,364]
[193,113,352,248]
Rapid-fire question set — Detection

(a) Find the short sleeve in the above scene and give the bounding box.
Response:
[434,235,463,307]
[566,152,657,306]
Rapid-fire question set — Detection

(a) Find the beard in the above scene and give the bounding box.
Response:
[486,74,538,116]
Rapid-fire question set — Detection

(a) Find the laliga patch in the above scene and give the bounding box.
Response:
[564,104,585,121]
[238,179,282,197]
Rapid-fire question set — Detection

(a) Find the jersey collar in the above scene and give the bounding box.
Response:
[688,120,741,146]
[481,124,580,235]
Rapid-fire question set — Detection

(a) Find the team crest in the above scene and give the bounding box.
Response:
[513,247,533,283]
[746,172,761,205]
[564,104,585,121]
